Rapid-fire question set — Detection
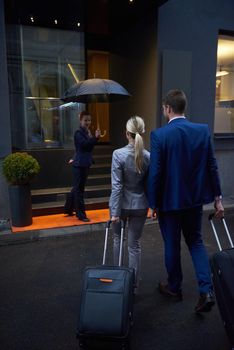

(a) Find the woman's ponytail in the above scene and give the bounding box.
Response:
[126,116,145,174]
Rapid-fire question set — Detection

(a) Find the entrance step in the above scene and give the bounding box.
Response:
[32,197,110,216]
[89,162,111,175]
[87,174,110,186]
[32,184,111,204]
[31,144,113,216]
[93,144,113,155]
[92,154,112,163]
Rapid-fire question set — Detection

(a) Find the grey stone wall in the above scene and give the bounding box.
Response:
[110,9,157,151]
[216,150,234,198]
[0,161,10,219]
[158,0,234,198]
[0,0,11,219]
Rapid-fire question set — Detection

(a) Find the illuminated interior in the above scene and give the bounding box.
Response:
[214,35,234,134]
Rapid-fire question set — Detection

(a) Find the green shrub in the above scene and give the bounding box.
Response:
[2,152,40,185]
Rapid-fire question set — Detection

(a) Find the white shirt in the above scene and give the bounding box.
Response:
[168,116,186,123]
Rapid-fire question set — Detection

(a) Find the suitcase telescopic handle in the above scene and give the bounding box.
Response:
[102,220,125,266]
[208,214,234,251]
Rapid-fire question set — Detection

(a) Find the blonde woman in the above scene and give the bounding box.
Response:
[109,116,150,292]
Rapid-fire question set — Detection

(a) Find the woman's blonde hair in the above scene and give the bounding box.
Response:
[126,116,145,174]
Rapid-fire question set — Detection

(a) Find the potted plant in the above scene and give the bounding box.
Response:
[2,152,40,227]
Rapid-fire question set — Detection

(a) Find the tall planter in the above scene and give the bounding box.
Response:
[2,152,40,227]
[8,184,32,227]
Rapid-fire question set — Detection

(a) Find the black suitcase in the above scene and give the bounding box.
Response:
[209,214,234,349]
[77,220,135,350]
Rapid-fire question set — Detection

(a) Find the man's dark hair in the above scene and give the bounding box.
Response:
[162,90,187,114]
[79,110,90,121]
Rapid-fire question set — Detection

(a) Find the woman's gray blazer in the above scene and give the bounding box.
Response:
[109,144,150,217]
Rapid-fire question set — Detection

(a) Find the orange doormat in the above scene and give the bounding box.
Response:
[12,209,110,233]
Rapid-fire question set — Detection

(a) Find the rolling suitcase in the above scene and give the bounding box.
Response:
[77,220,135,350]
[209,214,234,349]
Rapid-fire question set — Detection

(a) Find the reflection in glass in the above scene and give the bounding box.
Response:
[214,35,234,134]
[6,25,85,149]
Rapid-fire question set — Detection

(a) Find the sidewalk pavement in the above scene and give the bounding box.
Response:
[0,209,234,350]
[0,197,234,245]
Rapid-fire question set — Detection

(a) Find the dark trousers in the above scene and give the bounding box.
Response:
[158,206,213,295]
[64,191,74,214]
[64,166,89,218]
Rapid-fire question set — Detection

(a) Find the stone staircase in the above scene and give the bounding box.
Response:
[31,145,113,216]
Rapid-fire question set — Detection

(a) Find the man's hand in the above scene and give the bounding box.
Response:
[68,159,74,165]
[95,129,101,138]
[150,208,157,220]
[111,216,120,223]
[214,199,224,219]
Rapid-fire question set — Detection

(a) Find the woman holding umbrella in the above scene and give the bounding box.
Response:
[109,116,150,292]
[65,111,100,221]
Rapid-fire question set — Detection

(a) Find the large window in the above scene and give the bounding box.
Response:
[214,34,234,135]
[6,25,85,149]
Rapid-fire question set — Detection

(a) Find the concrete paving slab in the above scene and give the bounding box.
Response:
[0,212,234,350]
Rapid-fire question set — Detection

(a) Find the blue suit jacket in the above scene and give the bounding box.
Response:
[73,127,98,168]
[148,118,222,212]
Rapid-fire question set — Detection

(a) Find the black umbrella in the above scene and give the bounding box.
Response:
[61,78,131,138]
[61,78,131,103]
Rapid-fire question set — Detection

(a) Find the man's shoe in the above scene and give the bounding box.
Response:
[195,292,215,313]
[158,282,183,301]
[78,217,90,222]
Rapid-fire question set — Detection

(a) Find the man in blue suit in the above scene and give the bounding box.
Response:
[148,90,224,313]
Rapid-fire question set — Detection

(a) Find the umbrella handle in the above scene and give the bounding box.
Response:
[100,130,107,138]
[96,107,106,138]
[97,120,106,138]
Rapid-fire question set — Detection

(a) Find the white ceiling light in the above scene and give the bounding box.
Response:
[217,37,234,65]
[216,64,229,77]
[216,70,229,77]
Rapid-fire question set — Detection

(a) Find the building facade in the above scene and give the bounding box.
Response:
[0,0,234,221]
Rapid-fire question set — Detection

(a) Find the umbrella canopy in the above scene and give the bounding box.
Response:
[61,78,131,103]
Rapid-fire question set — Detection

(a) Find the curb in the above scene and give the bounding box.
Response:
[0,217,157,246]
[1,204,234,246]
[0,221,106,246]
